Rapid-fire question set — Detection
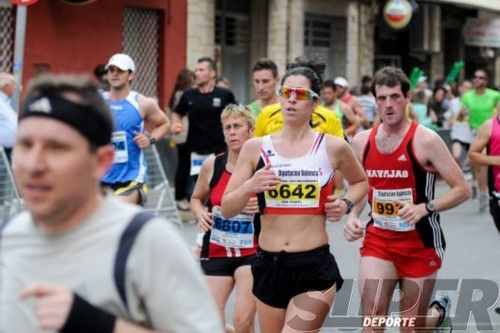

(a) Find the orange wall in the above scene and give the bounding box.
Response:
[23,0,187,106]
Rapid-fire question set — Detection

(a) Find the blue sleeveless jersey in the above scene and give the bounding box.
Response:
[101,91,147,184]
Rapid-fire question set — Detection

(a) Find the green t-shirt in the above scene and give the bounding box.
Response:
[461,88,500,130]
[247,100,261,118]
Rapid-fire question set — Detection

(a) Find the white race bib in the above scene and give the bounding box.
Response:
[372,188,415,232]
[209,206,255,248]
[112,131,128,164]
[190,152,212,176]
[264,167,320,209]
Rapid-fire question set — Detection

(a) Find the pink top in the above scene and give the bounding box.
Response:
[489,116,500,192]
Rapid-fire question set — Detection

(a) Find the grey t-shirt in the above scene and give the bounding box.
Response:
[0,197,222,333]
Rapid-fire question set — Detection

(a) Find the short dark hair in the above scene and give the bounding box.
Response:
[93,64,107,78]
[371,66,410,97]
[323,79,335,90]
[252,58,278,78]
[360,84,372,95]
[197,57,216,70]
[282,57,326,96]
[23,74,113,151]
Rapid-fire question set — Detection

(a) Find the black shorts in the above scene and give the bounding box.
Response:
[489,196,500,233]
[252,244,343,309]
[201,255,255,276]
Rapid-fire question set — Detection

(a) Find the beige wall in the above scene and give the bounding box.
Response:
[185,0,377,93]
[358,1,376,78]
[288,0,305,63]
[304,0,370,85]
[267,0,289,76]
[250,0,268,66]
[187,0,215,68]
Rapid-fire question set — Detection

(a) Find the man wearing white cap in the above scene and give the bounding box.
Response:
[101,53,170,205]
[334,76,369,128]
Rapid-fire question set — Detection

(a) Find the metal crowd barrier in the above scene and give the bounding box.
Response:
[143,145,183,228]
[0,148,23,223]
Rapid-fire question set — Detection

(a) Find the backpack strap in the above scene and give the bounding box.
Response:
[113,211,155,311]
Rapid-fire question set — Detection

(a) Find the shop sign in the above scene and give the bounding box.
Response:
[464,18,500,48]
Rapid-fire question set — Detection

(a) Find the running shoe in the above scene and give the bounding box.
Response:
[431,294,452,333]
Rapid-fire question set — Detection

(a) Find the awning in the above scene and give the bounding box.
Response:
[419,0,500,13]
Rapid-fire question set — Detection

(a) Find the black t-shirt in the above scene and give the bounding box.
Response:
[175,87,236,154]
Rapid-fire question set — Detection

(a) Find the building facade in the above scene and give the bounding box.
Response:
[0,0,187,107]
[187,0,499,103]
[0,0,498,106]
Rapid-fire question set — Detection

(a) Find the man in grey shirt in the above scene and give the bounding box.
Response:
[0,74,222,333]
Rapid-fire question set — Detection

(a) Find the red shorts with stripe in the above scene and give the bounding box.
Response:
[360,224,442,278]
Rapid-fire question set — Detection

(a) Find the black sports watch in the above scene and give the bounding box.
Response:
[341,198,354,215]
[425,200,436,214]
[148,135,157,145]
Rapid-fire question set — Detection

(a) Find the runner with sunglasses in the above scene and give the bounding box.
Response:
[221,58,368,332]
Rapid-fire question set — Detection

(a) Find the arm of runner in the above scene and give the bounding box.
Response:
[344,193,368,241]
[135,96,170,148]
[325,136,368,222]
[410,126,471,218]
[468,119,500,166]
[342,130,371,240]
[342,102,360,137]
[352,97,369,128]
[170,112,184,134]
[221,138,280,218]
[190,156,215,232]
[143,97,170,139]
[20,283,160,333]
[171,92,189,134]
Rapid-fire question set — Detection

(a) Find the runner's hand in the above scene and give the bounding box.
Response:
[20,283,73,330]
[394,200,427,224]
[133,132,150,148]
[325,195,347,221]
[197,211,214,232]
[244,197,259,214]
[343,216,365,241]
[246,164,280,193]
[171,122,183,135]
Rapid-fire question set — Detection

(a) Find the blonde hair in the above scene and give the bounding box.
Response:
[220,104,255,129]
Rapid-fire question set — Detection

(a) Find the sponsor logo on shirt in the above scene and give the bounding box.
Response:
[366,169,409,178]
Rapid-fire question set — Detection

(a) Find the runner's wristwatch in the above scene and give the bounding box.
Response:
[425,200,436,214]
[341,198,354,214]
[148,135,157,145]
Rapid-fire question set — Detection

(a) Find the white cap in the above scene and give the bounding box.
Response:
[417,76,428,84]
[106,53,135,72]
[333,76,349,87]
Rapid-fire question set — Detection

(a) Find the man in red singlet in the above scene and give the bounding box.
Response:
[342,66,470,332]
[469,105,500,233]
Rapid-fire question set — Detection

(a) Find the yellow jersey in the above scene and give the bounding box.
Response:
[254,103,345,138]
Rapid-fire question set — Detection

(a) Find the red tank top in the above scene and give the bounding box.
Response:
[363,121,444,257]
[201,152,258,258]
[488,116,500,192]
[342,93,352,105]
